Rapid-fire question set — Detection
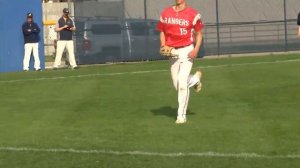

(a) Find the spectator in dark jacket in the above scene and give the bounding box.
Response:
[22,12,41,71]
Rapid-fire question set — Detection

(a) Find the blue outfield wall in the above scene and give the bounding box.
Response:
[0,0,44,72]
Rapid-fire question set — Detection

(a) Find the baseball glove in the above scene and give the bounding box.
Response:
[160,45,176,57]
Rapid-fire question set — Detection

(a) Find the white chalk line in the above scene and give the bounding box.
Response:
[0,146,299,159]
[0,59,299,84]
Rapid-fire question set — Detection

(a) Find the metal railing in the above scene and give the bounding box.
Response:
[203,19,300,55]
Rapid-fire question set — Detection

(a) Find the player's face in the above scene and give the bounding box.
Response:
[175,0,185,5]
[63,12,69,18]
[27,18,33,23]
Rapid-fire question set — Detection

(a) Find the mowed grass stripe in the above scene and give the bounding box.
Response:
[0,147,300,159]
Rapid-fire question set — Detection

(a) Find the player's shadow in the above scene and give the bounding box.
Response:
[151,106,195,118]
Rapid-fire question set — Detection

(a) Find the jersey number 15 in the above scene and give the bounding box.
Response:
[180,28,188,35]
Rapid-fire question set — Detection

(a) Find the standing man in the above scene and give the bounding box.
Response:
[157,0,204,124]
[22,12,41,71]
[53,8,77,69]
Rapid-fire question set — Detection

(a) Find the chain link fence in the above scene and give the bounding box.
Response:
[70,0,300,65]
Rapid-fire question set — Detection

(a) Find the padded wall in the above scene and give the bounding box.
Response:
[0,0,44,72]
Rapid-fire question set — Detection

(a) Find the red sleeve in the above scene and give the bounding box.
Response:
[194,19,204,32]
[157,9,166,32]
[157,21,164,32]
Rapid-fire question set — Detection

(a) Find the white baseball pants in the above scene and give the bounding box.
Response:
[23,43,40,71]
[54,40,77,68]
[170,45,200,120]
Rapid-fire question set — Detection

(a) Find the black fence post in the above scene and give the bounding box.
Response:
[283,0,288,51]
[144,0,149,60]
[216,0,221,55]
[121,0,125,60]
[144,0,147,20]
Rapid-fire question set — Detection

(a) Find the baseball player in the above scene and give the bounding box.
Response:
[158,0,204,124]
[53,8,77,69]
[22,12,41,71]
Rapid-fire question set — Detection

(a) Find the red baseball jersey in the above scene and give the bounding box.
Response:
[157,6,204,47]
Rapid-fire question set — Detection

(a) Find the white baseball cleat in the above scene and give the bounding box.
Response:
[175,118,187,124]
[194,71,202,92]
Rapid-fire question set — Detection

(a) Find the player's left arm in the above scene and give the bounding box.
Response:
[69,19,76,31]
[32,23,40,34]
[188,30,202,59]
[188,15,204,59]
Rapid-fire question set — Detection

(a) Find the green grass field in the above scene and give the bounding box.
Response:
[0,54,300,168]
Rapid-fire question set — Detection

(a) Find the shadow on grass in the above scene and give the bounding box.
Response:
[151,106,195,119]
